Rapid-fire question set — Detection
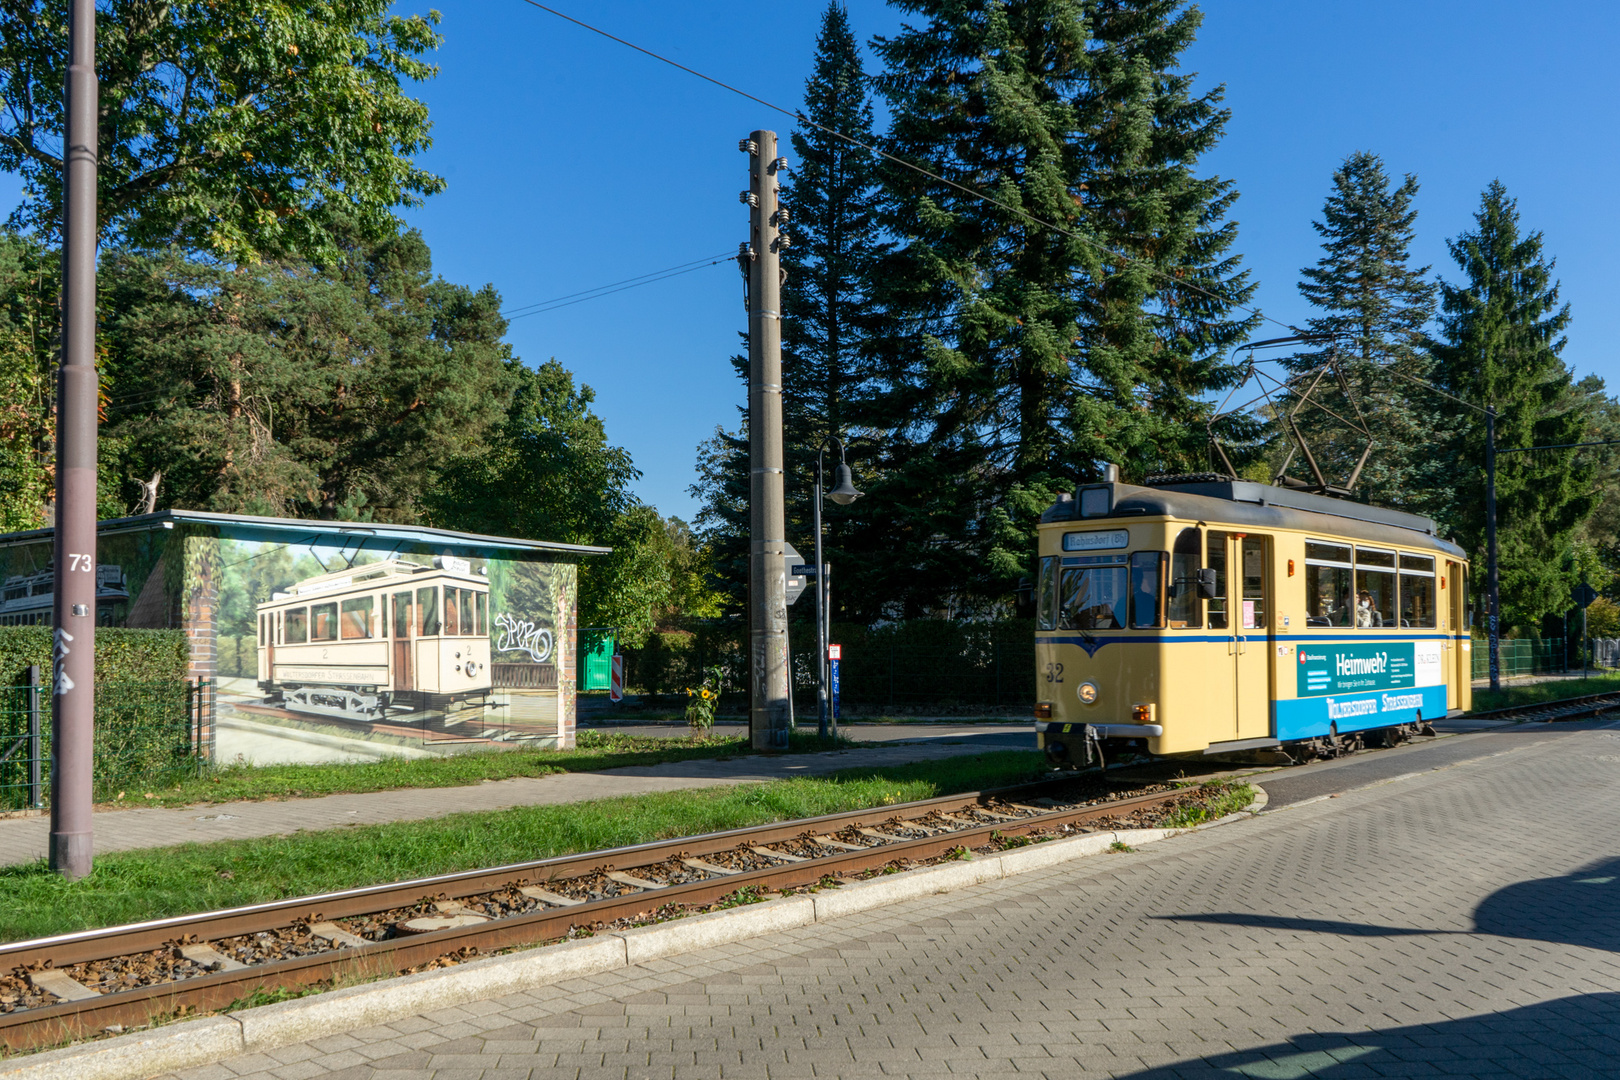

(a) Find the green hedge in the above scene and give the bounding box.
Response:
[0,627,190,687]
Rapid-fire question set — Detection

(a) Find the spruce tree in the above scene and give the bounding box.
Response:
[1289,152,1437,506]
[1428,181,1592,632]
[855,0,1255,617]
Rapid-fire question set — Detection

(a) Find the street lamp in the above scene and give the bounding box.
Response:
[815,437,861,739]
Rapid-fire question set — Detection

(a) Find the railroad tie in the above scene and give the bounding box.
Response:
[26,970,99,1002]
[988,806,1038,818]
[936,812,985,826]
[307,921,370,949]
[751,846,806,862]
[681,857,741,876]
[178,943,248,972]
[433,900,468,914]
[518,885,583,907]
[812,835,867,852]
[857,827,914,844]
[605,871,667,891]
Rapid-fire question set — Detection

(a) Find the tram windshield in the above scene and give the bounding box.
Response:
[1060,563,1127,630]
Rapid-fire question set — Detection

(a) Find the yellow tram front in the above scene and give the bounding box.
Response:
[1036,470,1471,764]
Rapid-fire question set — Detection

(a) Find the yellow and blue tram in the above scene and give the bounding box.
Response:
[1036,469,1471,765]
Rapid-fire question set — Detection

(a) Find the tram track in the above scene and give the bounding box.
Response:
[0,775,1225,1052]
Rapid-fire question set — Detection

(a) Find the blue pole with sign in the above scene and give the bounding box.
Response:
[828,643,841,735]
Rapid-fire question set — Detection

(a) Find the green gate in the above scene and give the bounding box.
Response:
[578,628,615,691]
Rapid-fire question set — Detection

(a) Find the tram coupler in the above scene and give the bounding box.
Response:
[1039,722,1097,770]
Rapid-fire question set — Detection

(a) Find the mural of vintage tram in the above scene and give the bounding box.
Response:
[256,556,493,723]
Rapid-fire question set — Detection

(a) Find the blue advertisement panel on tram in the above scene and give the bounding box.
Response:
[1278,641,1446,740]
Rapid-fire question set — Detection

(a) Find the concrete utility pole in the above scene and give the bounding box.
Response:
[1485,405,1500,692]
[51,0,99,879]
[741,131,790,751]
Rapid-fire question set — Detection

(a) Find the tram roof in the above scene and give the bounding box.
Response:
[1043,478,1466,558]
[0,510,613,557]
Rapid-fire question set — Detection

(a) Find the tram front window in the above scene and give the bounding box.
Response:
[1305,541,1353,626]
[1130,552,1164,628]
[444,587,461,635]
[392,592,412,637]
[417,587,440,635]
[1037,556,1059,631]
[1060,563,1127,630]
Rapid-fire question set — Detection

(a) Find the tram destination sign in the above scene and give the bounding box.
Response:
[1296,642,1417,698]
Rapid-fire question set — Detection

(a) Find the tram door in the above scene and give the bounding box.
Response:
[392,591,414,692]
[1210,532,1272,741]
[1447,561,1465,710]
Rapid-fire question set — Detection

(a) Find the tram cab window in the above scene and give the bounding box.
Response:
[444,587,462,635]
[393,592,412,637]
[1206,533,1228,629]
[1130,552,1164,628]
[340,597,373,640]
[285,607,308,644]
[1036,556,1059,631]
[1399,553,1437,628]
[1060,562,1128,630]
[258,613,265,645]
[1305,541,1353,627]
[417,587,441,636]
[311,602,338,642]
[1167,528,1201,628]
[476,591,488,635]
[1354,548,1396,628]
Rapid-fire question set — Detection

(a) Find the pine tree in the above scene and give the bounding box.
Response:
[1289,152,1437,506]
[1428,181,1592,632]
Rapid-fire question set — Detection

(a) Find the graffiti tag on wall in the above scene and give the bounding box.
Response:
[494,612,553,663]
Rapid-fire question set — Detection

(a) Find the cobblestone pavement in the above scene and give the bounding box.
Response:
[0,738,1016,868]
[160,719,1620,1080]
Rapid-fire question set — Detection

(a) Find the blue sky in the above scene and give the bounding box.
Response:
[6,2,1617,523]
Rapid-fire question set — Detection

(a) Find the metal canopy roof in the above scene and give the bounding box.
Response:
[0,509,613,556]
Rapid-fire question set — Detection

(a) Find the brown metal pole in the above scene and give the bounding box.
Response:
[743,131,790,751]
[50,0,99,880]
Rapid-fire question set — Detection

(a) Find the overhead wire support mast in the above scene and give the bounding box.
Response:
[52,0,98,880]
[742,133,791,751]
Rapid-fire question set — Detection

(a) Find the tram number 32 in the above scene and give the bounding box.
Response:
[1044,662,1065,684]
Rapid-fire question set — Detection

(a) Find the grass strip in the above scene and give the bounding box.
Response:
[1470,670,1620,713]
[0,750,1049,943]
[110,728,858,810]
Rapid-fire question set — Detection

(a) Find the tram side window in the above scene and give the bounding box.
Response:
[285,607,308,644]
[1129,552,1164,628]
[1167,528,1201,628]
[1399,553,1437,628]
[392,592,412,637]
[1355,548,1396,628]
[1206,533,1228,629]
[417,586,440,636]
[258,613,265,645]
[1305,541,1353,627]
[476,591,488,635]
[311,602,338,642]
[340,597,373,640]
[1037,556,1059,631]
[1060,563,1128,630]
[444,587,462,635]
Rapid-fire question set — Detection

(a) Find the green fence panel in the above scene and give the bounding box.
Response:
[578,629,615,691]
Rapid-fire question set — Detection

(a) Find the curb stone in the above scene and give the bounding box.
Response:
[0,798,1262,1080]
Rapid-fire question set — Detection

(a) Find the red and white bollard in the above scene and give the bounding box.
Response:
[609,653,625,703]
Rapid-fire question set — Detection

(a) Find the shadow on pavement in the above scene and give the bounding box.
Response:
[1155,856,1620,955]
[1109,993,1620,1078]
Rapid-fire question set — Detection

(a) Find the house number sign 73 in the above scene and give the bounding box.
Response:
[68,554,94,571]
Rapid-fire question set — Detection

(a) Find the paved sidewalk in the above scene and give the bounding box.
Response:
[165,717,1620,1079]
[0,737,1020,867]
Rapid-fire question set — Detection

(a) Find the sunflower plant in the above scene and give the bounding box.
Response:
[684,665,725,735]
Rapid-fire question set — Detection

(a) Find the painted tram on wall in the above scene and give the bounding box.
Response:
[1036,468,1471,766]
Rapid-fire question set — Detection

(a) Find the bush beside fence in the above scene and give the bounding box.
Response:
[0,673,211,811]
[0,626,190,685]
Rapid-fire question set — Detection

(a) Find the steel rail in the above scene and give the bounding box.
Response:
[0,779,1189,1050]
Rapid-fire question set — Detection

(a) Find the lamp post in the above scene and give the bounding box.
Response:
[814,437,861,739]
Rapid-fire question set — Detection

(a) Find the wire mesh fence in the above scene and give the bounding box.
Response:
[1471,638,1568,680]
[0,670,213,812]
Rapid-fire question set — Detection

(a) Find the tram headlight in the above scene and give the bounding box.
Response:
[1077,681,1099,705]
